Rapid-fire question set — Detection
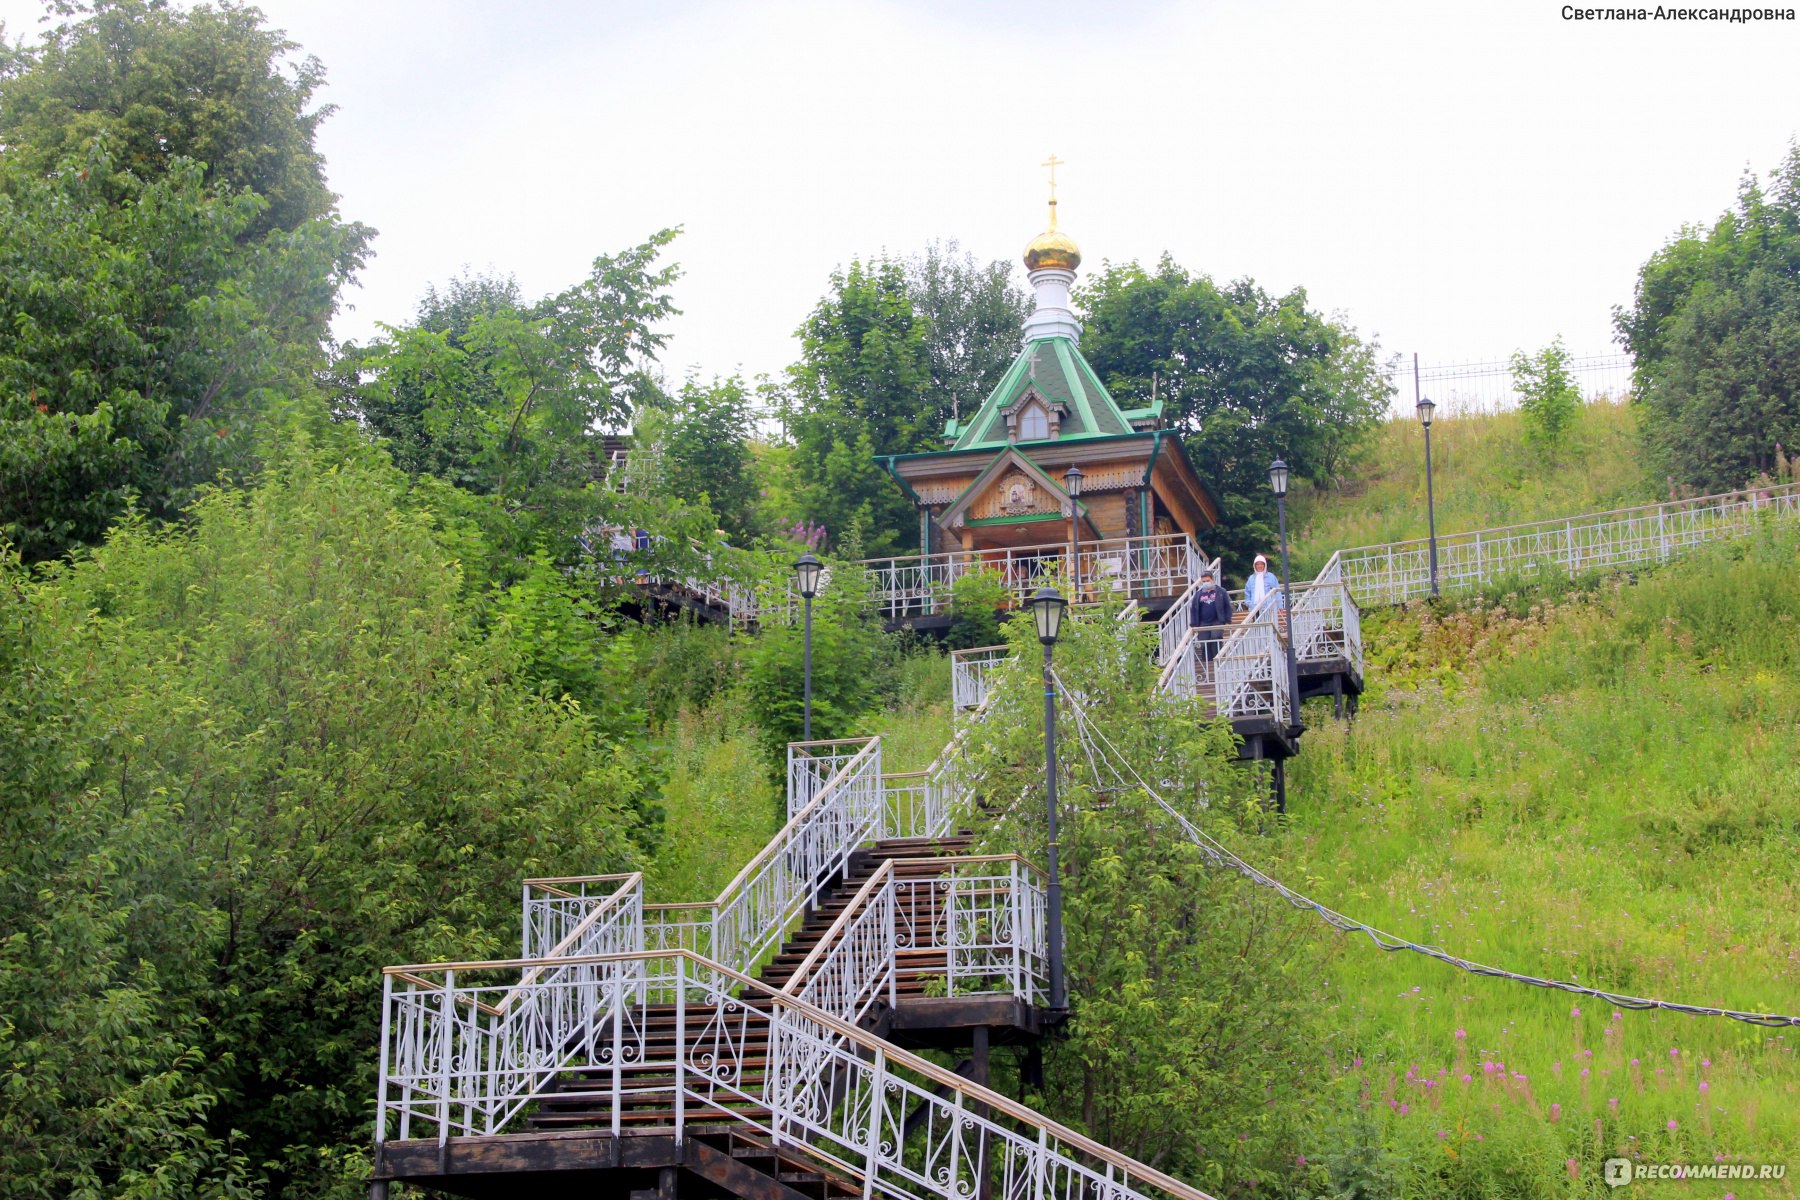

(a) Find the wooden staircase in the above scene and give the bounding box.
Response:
[759,833,976,999]
[517,833,980,1194]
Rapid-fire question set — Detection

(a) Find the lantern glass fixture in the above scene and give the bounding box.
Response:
[794,552,823,599]
[1416,396,1436,428]
[1267,458,1290,499]
[1029,586,1067,645]
[1063,465,1084,498]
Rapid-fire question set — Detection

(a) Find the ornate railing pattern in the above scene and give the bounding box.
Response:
[785,856,1050,1019]
[750,533,1205,625]
[951,644,1011,711]
[520,874,644,962]
[376,950,1215,1200]
[786,738,871,820]
[1287,555,1364,675]
[644,738,884,974]
[1159,621,1293,728]
[1337,482,1800,607]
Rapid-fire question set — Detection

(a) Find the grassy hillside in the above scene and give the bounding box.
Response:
[1290,401,1652,575]
[1279,526,1800,1194]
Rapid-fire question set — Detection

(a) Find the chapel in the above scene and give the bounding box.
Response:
[877,177,1220,596]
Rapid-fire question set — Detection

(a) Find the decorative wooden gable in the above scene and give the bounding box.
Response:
[936,447,1093,534]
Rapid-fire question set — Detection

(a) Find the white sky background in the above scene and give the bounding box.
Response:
[3,0,1798,397]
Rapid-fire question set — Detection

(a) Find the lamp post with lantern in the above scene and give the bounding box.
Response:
[1064,465,1085,602]
[1028,585,1069,1011]
[1417,395,1440,596]
[794,553,823,741]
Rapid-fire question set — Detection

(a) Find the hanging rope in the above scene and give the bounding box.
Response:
[1051,672,1800,1030]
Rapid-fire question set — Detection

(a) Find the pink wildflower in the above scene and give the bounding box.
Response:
[1397,1103,1410,1116]
[1461,1074,1472,1083]
[1572,1006,1582,1018]
[1699,1081,1710,1094]
[1454,1028,1467,1040]
[1670,1047,1681,1060]
[1550,1103,1562,1123]
[1609,1097,1621,1113]
[1667,1119,1678,1132]
[1566,1159,1579,1180]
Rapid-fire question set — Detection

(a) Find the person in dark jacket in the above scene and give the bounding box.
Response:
[1189,568,1233,662]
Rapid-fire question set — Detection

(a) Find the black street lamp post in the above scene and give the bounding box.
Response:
[1064,466,1084,602]
[795,553,823,741]
[1269,460,1302,814]
[1417,395,1440,597]
[1028,585,1069,1011]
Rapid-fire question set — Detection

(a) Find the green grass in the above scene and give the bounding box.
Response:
[1280,527,1800,1195]
[644,645,956,904]
[642,702,783,902]
[1291,401,1652,576]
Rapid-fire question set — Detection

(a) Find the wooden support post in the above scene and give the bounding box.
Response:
[658,1165,679,1200]
[1020,1042,1044,1093]
[973,1027,992,1200]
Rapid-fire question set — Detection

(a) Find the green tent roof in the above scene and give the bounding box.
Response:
[944,337,1155,451]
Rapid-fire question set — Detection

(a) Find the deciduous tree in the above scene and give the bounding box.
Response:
[1616,145,1800,492]
[0,0,337,236]
[1078,258,1391,574]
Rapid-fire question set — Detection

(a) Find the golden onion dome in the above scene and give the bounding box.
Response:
[1023,200,1081,272]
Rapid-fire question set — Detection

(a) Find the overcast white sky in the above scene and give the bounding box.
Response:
[4,0,1797,390]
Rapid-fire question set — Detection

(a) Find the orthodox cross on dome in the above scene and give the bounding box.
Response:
[1041,153,1065,204]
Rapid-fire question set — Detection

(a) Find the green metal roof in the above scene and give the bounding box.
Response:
[948,337,1141,451]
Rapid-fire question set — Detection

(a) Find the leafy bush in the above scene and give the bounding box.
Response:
[968,604,1332,1188]
[0,448,655,1197]
[743,559,895,762]
[943,565,1009,649]
[1510,337,1581,453]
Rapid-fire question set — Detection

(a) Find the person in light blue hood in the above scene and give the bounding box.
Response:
[1243,553,1284,613]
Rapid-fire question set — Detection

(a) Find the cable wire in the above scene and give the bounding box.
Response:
[1050,671,1800,1030]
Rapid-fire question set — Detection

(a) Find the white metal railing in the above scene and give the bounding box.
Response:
[375,949,1215,1200]
[1159,620,1292,728]
[785,856,1049,1021]
[951,644,1011,711]
[750,533,1203,625]
[520,874,644,961]
[893,858,1048,1005]
[1287,554,1364,675]
[1213,621,1292,726]
[645,738,884,973]
[786,738,871,819]
[1337,481,1800,607]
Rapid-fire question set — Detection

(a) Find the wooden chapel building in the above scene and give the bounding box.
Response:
[877,187,1221,607]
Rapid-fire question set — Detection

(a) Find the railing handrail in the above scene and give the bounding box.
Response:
[522,872,641,890]
[380,946,1217,1200]
[713,737,880,908]
[1335,481,1800,558]
[847,531,1196,572]
[785,859,896,991]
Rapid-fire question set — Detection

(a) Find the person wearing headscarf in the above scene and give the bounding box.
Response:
[1243,553,1284,613]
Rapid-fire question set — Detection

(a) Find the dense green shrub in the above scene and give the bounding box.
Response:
[969,604,1331,1188]
[743,560,895,762]
[0,448,655,1198]
[943,565,1008,649]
